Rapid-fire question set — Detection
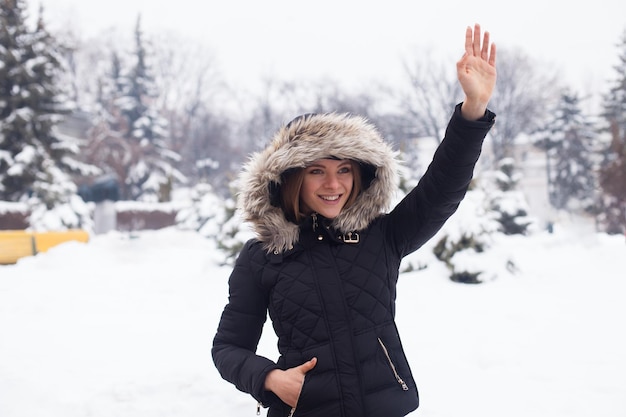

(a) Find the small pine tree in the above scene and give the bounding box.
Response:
[176,182,224,234]
[213,178,255,265]
[489,158,534,235]
[431,161,532,284]
[176,180,254,266]
[432,187,501,284]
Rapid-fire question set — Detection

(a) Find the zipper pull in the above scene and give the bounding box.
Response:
[398,378,409,391]
[378,337,410,392]
[256,402,261,415]
[312,213,324,241]
[288,407,296,417]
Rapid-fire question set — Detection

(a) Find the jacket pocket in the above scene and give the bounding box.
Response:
[286,374,307,417]
[377,337,409,391]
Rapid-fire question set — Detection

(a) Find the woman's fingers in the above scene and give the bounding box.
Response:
[298,357,317,373]
[464,23,496,65]
[465,25,473,56]
[473,23,482,56]
[481,30,490,60]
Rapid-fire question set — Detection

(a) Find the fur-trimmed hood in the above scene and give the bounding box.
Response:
[238,112,399,254]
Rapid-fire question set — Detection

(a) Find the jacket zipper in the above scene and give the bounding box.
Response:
[377,337,409,391]
[311,213,325,242]
[286,373,307,417]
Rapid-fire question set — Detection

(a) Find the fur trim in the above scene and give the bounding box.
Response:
[238,113,399,253]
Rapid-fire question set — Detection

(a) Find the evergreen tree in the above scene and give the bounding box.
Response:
[176,180,254,265]
[83,15,184,202]
[532,90,600,213]
[121,16,185,202]
[431,187,502,284]
[430,160,533,283]
[487,158,534,235]
[598,28,626,234]
[0,0,94,227]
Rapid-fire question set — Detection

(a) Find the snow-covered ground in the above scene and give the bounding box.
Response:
[1,226,625,416]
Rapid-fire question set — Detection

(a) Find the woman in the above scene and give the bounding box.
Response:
[213,24,497,417]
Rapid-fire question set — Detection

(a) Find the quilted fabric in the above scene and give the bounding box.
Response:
[213,104,495,417]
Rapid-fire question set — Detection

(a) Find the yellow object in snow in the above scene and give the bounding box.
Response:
[0,230,89,265]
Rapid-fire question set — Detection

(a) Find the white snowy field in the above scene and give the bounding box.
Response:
[0,226,625,417]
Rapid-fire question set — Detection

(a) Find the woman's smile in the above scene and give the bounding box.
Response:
[300,159,354,219]
[319,194,341,202]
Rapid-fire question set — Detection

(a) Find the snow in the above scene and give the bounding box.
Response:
[0,201,28,214]
[1,222,625,416]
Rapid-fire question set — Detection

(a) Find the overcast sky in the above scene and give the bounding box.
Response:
[29,0,626,96]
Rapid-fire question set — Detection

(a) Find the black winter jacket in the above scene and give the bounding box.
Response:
[213,104,495,416]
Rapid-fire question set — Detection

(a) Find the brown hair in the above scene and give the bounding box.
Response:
[280,160,363,223]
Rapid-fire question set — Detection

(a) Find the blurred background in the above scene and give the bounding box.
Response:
[2,2,626,416]
[1,0,626,244]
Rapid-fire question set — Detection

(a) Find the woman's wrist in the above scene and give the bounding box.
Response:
[264,369,280,391]
[460,98,488,121]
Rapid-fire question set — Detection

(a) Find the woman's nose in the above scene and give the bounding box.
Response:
[324,173,340,188]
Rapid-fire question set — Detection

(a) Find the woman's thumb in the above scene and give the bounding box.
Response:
[301,357,317,372]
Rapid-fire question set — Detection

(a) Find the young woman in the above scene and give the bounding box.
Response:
[213,24,497,417]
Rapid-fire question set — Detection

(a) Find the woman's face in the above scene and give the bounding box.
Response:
[300,159,354,219]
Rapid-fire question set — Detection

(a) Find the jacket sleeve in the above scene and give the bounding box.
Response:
[212,240,280,406]
[386,103,496,257]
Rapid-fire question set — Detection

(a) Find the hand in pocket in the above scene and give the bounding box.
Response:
[265,357,317,407]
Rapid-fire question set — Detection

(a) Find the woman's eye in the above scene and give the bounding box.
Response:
[309,169,323,175]
[338,167,352,174]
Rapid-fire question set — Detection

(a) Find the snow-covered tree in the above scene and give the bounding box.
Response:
[123,16,186,202]
[428,159,534,283]
[83,15,185,202]
[0,0,95,228]
[215,193,254,266]
[176,182,225,236]
[431,187,502,284]
[532,90,600,213]
[487,158,534,235]
[598,28,626,234]
[176,180,254,265]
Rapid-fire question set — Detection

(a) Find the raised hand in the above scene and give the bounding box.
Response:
[456,23,497,120]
